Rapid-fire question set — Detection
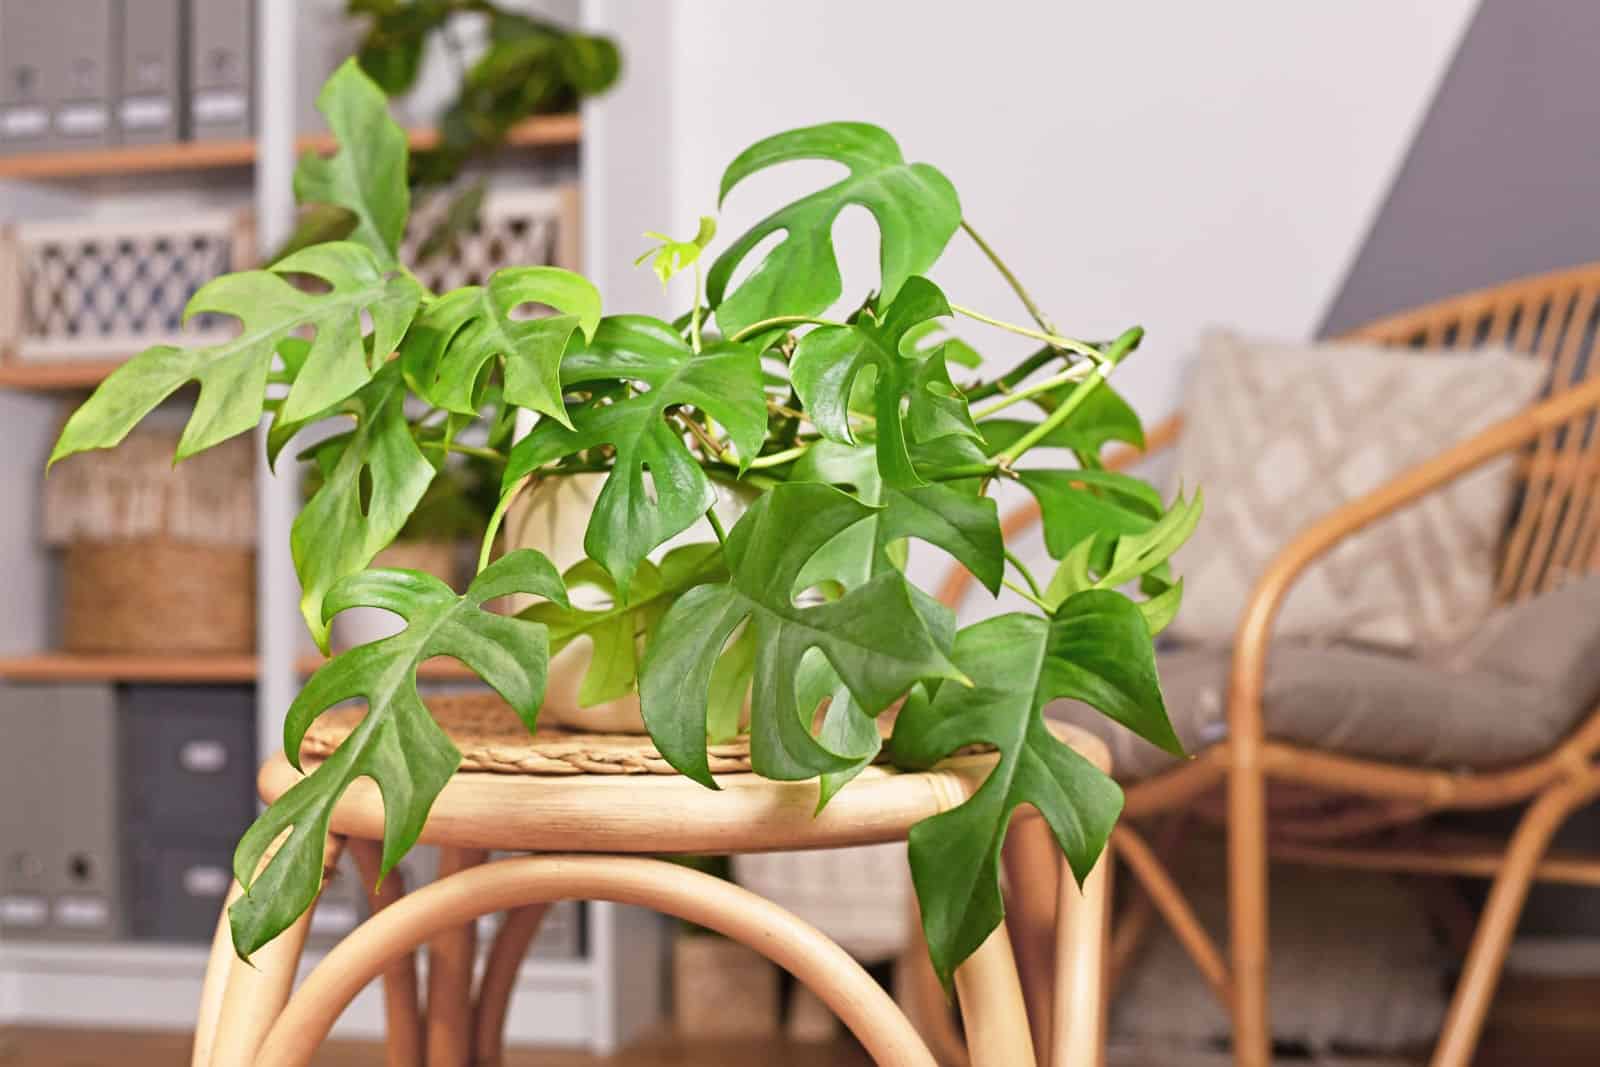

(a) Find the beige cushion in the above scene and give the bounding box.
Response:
[1169,329,1547,653]
[1051,577,1600,780]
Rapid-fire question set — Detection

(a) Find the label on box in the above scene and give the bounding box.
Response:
[180,739,228,774]
[54,895,110,928]
[0,894,47,927]
[182,865,230,899]
[193,90,246,124]
[0,106,48,139]
[120,96,172,130]
[56,104,109,137]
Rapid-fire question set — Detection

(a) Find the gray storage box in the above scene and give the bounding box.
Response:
[187,0,252,140]
[125,833,232,942]
[0,0,55,153]
[119,684,256,834]
[0,685,53,937]
[51,0,116,149]
[0,683,125,941]
[115,0,181,144]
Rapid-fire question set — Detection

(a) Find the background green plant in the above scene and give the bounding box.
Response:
[51,60,1198,985]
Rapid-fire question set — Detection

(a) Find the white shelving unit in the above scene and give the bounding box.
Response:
[0,1,663,1053]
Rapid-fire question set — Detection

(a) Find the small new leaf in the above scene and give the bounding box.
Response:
[708,122,961,338]
[639,482,965,787]
[228,551,567,958]
[635,216,717,288]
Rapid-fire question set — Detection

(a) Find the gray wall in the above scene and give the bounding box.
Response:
[1320,0,1600,335]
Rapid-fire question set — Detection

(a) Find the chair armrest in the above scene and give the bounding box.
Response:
[934,412,1187,609]
[1225,375,1600,755]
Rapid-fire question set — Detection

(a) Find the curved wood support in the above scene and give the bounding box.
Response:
[1111,827,1233,1014]
[1431,768,1600,1067]
[472,902,551,1066]
[254,855,942,1067]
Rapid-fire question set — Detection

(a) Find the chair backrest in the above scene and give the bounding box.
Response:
[1341,261,1600,602]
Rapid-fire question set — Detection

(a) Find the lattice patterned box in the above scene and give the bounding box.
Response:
[0,209,254,364]
[406,183,581,291]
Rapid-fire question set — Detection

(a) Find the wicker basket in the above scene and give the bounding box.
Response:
[45,426,256,656]
[0,209,254,365]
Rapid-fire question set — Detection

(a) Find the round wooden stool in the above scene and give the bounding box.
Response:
[191,694,1112,1067]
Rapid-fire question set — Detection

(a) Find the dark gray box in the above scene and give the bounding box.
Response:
[187,0,252,140]
[51,0,116,149]
[115,0,181,144]
[125,833,233,942]
[0,0,55,154]
[119,685,257,834]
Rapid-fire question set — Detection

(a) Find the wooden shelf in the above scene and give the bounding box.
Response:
[0,359,127,391]
[0,652,258,684]
[0,114,582,181]
[296,655,481,681]
[0,652,486,684]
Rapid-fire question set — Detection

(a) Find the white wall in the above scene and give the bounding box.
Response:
[586,1,1479,418]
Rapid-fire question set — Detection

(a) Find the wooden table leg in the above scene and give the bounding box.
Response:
[1053,844,1110,1067]
[208,836,345,1067]
[954,920,1038,1067]
[426,846,489,1067]
[349,838,423,1067]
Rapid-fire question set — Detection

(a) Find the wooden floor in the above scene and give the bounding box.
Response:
[3,976,1598,1065]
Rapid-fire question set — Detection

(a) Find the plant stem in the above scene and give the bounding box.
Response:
[949,304,1105,363]
[971,365,1094,420]
[1003,578,1052,612]
[478,477,527,575]
[729,315,843,344]
[748,443,809,470]
[928,461,1001,482]
[993,326,1143,467]
[420,439,508,465]
[960,219,1057,335]
[678,412,734,465]
[704,505,728,546]
[1005,549,1044,600]
[690,260,704,354]
[962,344,1058,404]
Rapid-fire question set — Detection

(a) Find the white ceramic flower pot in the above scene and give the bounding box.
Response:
[503,472,749,734]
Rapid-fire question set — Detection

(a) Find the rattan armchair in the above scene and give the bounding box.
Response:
[936,261,1600,1067]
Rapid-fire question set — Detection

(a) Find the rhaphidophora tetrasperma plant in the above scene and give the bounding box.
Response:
[50,61,1198,984]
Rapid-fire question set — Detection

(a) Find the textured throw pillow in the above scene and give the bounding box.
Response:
[1168,329,1548,652]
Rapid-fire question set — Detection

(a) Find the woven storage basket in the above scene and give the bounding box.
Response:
[0,209,253,365]
[404,184,581,291]
[44,426,256,655]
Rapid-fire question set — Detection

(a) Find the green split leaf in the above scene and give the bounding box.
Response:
[708,122,961,338]
[890,590,1182,986]
[502,315,767,593]
[401,265,603,426]
[50,241,423,466]
[792,277,978,488]
[639,482,966,787]
[289,363,438,652]
[293,58,411,265]
[228,550,568,958]
[635,216,718,288]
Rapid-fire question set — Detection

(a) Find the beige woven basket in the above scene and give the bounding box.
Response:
[45,426,256,656]
[62,538,255,655]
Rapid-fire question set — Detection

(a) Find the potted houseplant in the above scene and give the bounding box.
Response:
[50,61,1197,987]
